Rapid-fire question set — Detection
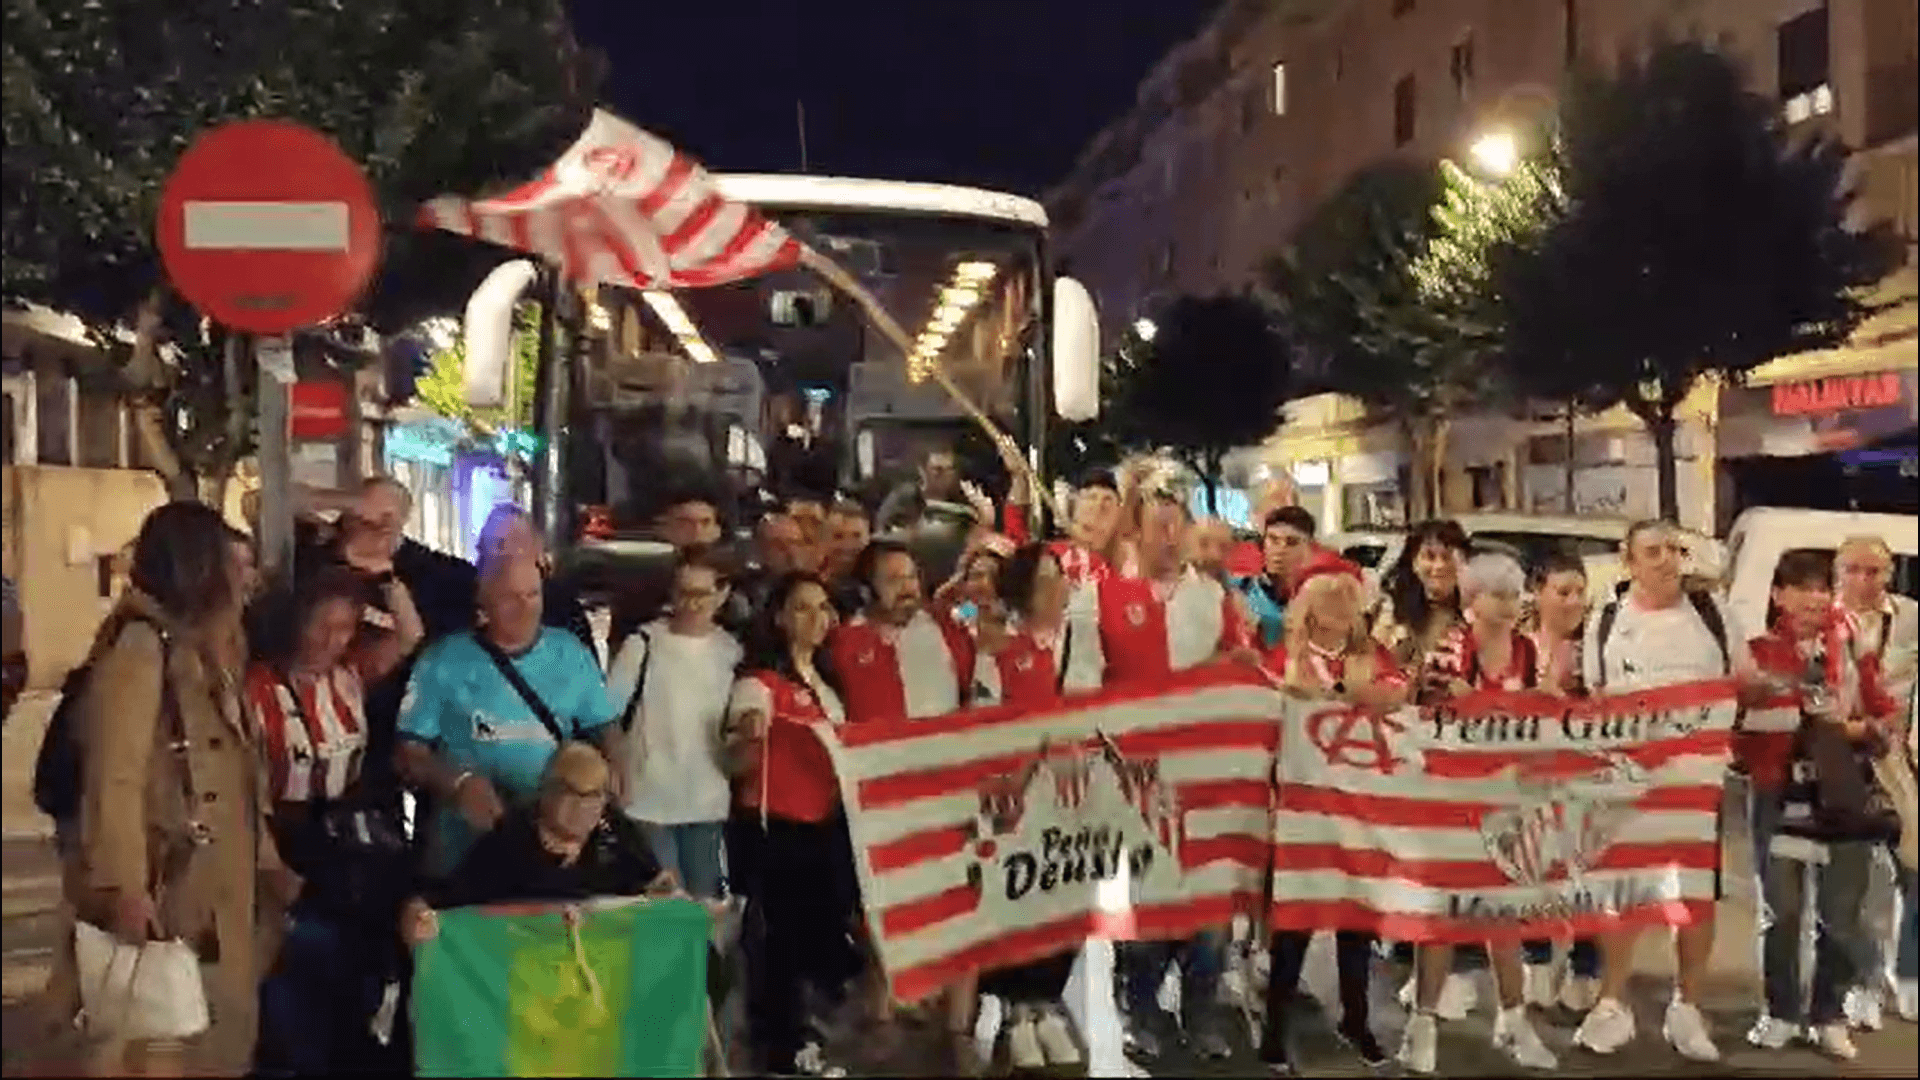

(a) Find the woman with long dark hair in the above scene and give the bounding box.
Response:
[722,571,864,1077]
[970,543,1102,1070]
[58,500,296,1076]
[246,565,420,1075]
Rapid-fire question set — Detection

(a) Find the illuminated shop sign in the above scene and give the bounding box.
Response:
[1770,371,1907,417]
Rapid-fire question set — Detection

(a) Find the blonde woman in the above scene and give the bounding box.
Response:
[1400,553,1558,1074]
[1258,551,1404,1074]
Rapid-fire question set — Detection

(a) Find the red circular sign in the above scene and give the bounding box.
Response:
[156,120,381,334]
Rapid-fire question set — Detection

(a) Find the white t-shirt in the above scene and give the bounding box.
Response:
[607,619,743,824]
[1583,591,1751,693]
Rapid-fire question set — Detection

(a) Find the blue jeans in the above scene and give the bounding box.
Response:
[1760,843,1875,1024]
[1122,930,1225,1028]
[637,819,728,899]
[257,913,398,1076]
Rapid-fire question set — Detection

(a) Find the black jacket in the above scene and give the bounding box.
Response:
[426,808,664,910]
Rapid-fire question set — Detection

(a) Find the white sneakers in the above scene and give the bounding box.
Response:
[1396,972,1479,1021]
[1897,977,1920,1022]
[1005,1003,1081,1069]
[1572,996,1635,1054]
[1492,1006,1558,1069]
[1746,1014,1799,1049]
[1396,1011,1439,1075]
[1660,999,1720,1062]
[1812,1021,1859,1060]
[1844,985,1885,1031]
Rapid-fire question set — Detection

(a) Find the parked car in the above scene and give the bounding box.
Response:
[1718,507,1918,641]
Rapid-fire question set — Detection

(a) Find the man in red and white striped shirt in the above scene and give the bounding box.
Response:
[829,539,976,724]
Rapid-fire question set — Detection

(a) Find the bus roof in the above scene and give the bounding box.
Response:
[712,174,1048,230]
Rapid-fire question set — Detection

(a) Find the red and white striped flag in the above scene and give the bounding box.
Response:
[418,110,801,289]
[816,666,1279,1003]
[1268,678,1740,945]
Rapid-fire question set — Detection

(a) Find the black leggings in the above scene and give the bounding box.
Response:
[1263,930,1374,1044]
[736,813,865,1072]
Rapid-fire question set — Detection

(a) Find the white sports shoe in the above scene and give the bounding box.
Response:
[1035,1008,1082,1066]
[1493,1006,1558,1070]
[1896,977,1919,1022]
[1746,1015,1799,1050]
[1844,985,1885,1031]
[1813,1021,1859,1061]
[1397,972,1478,1020]
[1007,1008,1046,1071]
[1558,974,1600,1014]
[1397,1012,1439,1075]
[1662,999,1720,1062]
[1573,996,1636,1054]
[1522,963,1557,1007]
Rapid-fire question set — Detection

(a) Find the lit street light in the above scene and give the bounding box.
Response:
[1470,130,1519,178]
[1132,316,1157,342]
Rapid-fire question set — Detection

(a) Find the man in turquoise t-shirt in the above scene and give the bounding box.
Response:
[397,556,622,876]
[1234,506,1318,649]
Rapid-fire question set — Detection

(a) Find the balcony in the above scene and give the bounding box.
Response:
[1864,62,1918,147]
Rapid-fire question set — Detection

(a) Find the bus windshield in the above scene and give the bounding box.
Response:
[559,182,1048,547]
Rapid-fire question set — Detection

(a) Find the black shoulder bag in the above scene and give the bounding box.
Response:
[475,633,569,745]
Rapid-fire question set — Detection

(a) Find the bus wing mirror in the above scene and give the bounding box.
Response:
[1051,276,1099,422]
[462,259,541,409]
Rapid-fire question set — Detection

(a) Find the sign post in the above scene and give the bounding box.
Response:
[156,119,381,571]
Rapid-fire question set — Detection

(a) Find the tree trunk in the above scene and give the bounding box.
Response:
[1563,405,1577,515]
[1644,407,1680,523]
[1403,416,1442,521]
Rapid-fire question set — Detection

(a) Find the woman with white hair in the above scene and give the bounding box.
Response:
[1398,550,1556,1074]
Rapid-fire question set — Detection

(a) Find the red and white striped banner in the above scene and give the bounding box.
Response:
[817,666,1280,1003]
[1268,678,1740,944]
[419,110,800,288]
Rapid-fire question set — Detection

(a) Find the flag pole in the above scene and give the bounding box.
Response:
[797,244,1048,524]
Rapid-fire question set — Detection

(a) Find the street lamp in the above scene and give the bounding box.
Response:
[1132,316,1157,343]
[1469,131,1518,178]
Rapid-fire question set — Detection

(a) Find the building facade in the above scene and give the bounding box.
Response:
[1049,0,1917,533]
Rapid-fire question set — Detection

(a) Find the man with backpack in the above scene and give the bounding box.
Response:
[1573,518,1766,1064]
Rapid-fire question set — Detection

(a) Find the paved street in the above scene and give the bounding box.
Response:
[4,689,1914,1075]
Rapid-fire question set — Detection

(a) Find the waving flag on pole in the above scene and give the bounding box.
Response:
[418,109,801,288]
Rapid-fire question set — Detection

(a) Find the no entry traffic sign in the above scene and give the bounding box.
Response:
[156,120,381,334]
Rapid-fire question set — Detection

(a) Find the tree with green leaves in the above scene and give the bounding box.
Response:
[414,305,542,432]
[1104,293,1294,513]
[1457,39,1899,520]
[1263,161,1501,521]
[1,0,596,499]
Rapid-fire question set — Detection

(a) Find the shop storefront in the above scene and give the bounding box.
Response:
[1718,367,1919,527]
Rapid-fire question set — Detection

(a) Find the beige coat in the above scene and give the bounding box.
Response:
[58,590,285,1076]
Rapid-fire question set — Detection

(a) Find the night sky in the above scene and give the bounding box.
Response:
[567,0,1218,197]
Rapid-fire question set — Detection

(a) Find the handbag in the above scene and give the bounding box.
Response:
[73,920,209,1043]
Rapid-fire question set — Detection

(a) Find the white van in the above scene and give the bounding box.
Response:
[1719,507,1920,639]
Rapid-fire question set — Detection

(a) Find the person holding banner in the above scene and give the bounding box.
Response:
[722,571,864,1078]
[1742,550,1902,1061]
[1522,552,1602,1011]
[1259,551,1401,1074]
[1373,520,1484,1017]
[1081,493,1255,1063]
[1575,519,1758,1063]
[1400,553,1559,1073]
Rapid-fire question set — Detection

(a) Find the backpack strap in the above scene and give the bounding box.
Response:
[474,632,568,745]
[1686,591,1732,675]
[1054,625,1075,695]
[1594,600,1621,693]
[617,629,653,734]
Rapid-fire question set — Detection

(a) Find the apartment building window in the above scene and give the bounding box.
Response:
[1393,75,1417,146]
[1450,35,1475,99]
[1392,0,1415,17]
[1272,62,1288,115]
[1777,6,1833,124]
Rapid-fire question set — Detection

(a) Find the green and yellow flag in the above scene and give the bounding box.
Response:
[413,898,710,1077]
